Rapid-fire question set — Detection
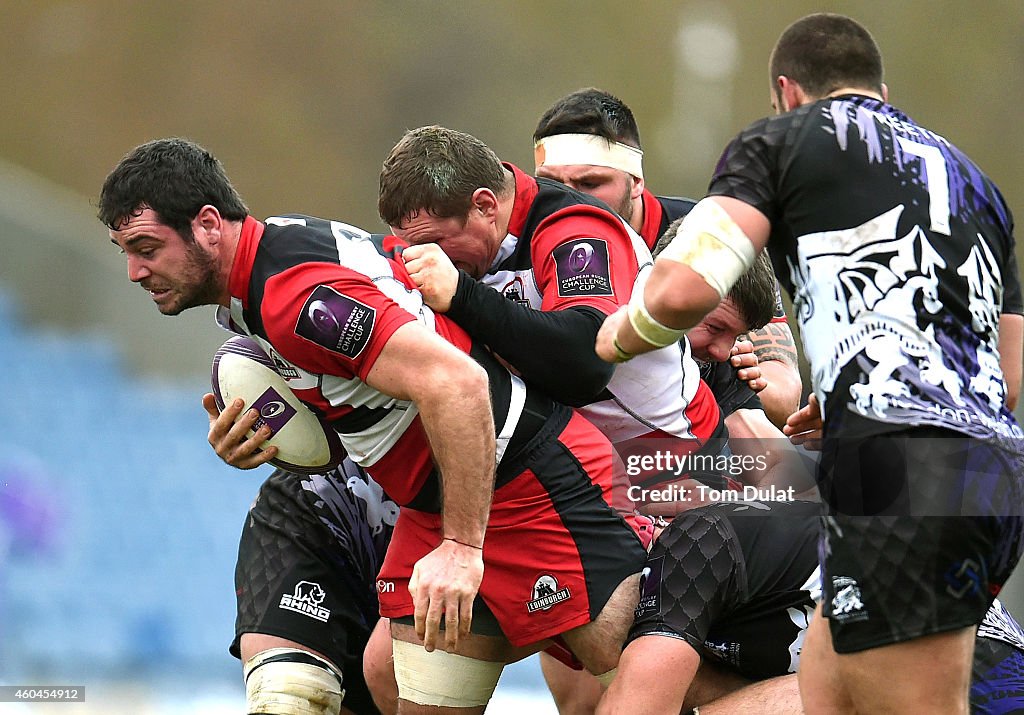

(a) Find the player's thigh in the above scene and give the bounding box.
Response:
[836,625,977,714]
[559,572,641,675]
[363,618,397,715]
[798,604,855,715]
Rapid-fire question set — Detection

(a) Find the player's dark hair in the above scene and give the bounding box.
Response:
[378,126,510,227]
[533,88,642,149]
[769,14,883,101]
[730,252,778,331]
[98,137,249,238]
[655,217,777,330]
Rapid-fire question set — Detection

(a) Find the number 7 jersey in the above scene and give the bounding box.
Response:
[710,94,1023,440]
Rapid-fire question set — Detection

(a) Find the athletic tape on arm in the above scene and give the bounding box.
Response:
[657,198,756,299]
[627,296,687,349]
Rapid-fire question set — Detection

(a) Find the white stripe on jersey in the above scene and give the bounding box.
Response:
[495,373,527,464]
[319,373,420,466]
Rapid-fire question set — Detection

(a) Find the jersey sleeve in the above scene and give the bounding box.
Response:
[707,115,795,224]
[259,262,417,381]
[530,207,642,315]
[628,511,744,653]
[446,272,614,406]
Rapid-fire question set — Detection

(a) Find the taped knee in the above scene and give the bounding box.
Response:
[243,647,344,715]
[392,639,504,708]
[595,667,618,687]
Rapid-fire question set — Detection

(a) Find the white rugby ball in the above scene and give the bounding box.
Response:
[211,336,345,475]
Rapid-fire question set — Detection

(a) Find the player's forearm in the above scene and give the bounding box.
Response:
[741,321,802,428]
[414,364,496,547]
[613,261,722,358]
[447,271,615,405]
[754,360,802,429]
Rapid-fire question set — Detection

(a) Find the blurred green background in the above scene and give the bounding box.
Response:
[3,0,1022,377]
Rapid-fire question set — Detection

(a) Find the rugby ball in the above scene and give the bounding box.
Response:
[211,336,345,475]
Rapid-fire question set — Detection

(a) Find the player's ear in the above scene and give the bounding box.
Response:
[881,82,889,103]
[471,188,498,220]
[630,175,645,201]
[778,76,807,112]
[194,205,223,244]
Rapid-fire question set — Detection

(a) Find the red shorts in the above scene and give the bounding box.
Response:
[377,411,647,647]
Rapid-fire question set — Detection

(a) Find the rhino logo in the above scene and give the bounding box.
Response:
[279,580,331,622]
[292,581,326,606]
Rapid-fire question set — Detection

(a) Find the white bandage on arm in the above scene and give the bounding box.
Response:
[534,134,644,179]
[657,198,757,299]
[392,639,504,708]
[243,647,344,715]
[627,295,687,349]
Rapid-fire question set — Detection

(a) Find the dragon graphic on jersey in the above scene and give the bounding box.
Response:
[789,204,1017,438]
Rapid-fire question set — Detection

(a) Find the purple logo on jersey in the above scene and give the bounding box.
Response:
[296,285,376,359]
[250,387,297,435]
[635,555,664,619]
[553,239,613,297]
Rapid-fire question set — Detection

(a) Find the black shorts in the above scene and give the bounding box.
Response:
[231,466,394,715]
[816,421,1024,652]
[817,422,1024,517]
[820,514,1024,653]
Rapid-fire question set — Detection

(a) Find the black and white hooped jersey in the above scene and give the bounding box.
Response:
[709,95,1022,440]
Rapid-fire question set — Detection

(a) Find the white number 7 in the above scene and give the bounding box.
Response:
[897,137,951,236]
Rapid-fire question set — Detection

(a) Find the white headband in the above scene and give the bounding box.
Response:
[534,133,644,179]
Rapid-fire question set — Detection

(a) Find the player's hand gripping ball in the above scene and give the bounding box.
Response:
[211,336,345,474]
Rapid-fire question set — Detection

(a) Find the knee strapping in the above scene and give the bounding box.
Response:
[243,647,344,715]
[392,639,504,708]
[595,667,618,687]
